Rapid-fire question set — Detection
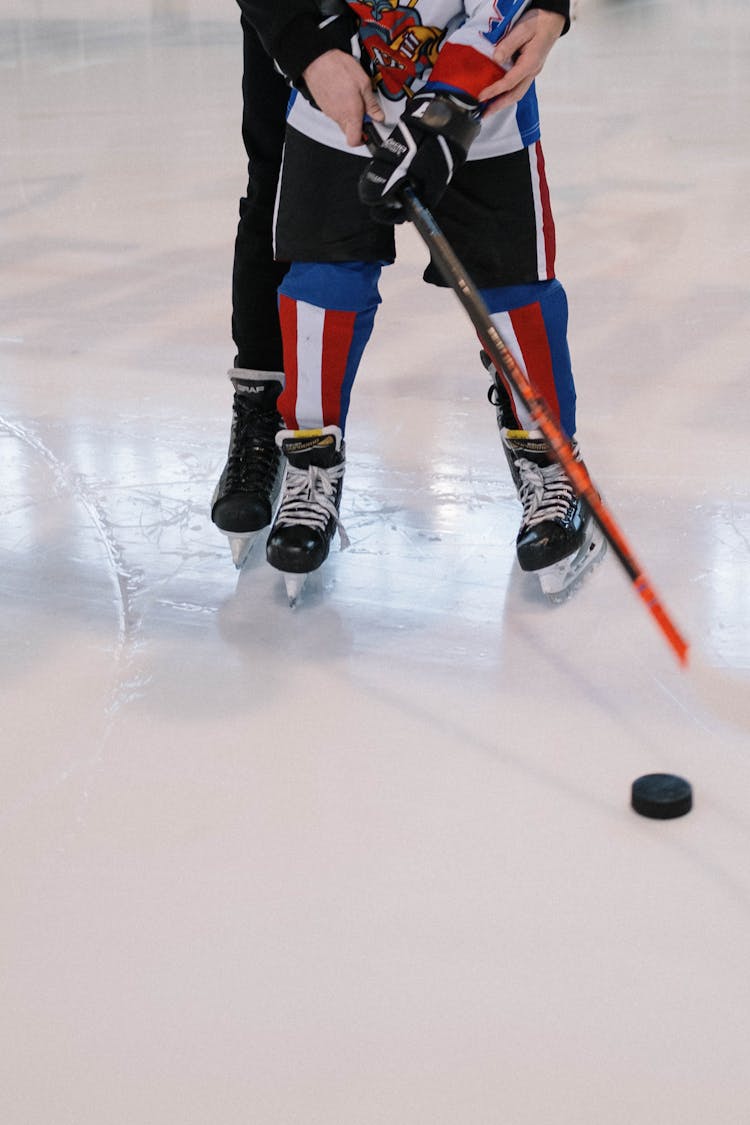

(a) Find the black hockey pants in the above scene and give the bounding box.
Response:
[231,15,291,372]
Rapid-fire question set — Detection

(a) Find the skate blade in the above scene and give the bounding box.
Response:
[538,525,608,603]
[227,531,261,569]
[282,572,308,608]
[221,463,285,569]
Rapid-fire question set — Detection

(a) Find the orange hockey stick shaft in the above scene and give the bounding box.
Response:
[402,185,689,666]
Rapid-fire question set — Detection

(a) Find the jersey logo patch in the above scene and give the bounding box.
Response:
[349,0,446,100]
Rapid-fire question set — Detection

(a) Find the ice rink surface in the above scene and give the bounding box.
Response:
[2,0,750,1121]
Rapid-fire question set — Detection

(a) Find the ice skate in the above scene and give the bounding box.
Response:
[211,372,284,568]
[485,354,606,600]
[265,426,349,606]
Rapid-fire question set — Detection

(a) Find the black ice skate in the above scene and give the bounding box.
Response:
[500,428,606,599]
[485,353,606,601]
[211,372,284,568]
[265,425,349,606]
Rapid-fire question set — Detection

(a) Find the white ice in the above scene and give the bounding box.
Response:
[2,1,750,1121]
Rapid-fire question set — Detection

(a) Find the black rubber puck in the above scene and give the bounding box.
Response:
[631,773,693,819]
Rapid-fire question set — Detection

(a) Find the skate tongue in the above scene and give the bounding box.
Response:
[503,429,551,466]
[231,376,283,410]
[279,428,341,470]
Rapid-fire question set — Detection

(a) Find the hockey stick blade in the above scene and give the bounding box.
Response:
[398,183,690,668]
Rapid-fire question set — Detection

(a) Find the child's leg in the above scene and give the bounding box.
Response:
[267,260,382,597]
[430,145,605,597]
[480,279,576,438]
[277,261,383,433]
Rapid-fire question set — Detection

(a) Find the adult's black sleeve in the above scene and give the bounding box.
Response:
[526,0,571,36]
[235,0,338,82]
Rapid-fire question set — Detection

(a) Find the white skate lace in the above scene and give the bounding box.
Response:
[515,458,576,530]
[275,462,350,548]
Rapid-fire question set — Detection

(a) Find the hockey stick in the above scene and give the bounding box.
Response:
[398,182,691,668]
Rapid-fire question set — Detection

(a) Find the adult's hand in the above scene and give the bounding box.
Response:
[302,49,384,146]
[479,10,566,116]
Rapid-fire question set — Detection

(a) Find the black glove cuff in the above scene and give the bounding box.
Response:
[404,92,482,160]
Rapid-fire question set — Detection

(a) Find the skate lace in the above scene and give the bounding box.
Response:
[225,395,281,490]
[275,462,350,548]
[516,458,576,530]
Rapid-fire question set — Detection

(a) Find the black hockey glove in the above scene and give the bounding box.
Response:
[359,91,481,224]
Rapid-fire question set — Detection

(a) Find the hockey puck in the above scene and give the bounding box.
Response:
[631,773,692,820]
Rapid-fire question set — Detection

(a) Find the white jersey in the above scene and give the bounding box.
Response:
[287,0,542,159]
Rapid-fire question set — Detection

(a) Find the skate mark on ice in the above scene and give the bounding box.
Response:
[0,414,154,831]
[1,415,141,651]
[0,415,147,722]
